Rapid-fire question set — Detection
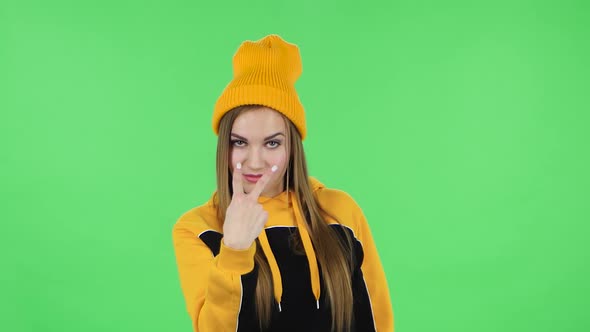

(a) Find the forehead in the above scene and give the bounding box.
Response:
[231,107,286,138]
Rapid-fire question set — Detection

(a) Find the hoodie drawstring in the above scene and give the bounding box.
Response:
[257,229,283,311]
[256,192,322,313]
[292,195,321,309]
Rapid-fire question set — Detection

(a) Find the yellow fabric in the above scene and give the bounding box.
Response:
[257,226,284,310]
[291,192,321,307]
[172,177,394,331]
[211,34,307,140]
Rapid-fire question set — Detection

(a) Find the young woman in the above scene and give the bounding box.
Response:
[172,34,394,332]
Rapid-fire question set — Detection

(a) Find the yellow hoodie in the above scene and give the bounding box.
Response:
[172,177,394,331]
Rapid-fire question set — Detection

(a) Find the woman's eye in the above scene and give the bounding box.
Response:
[232,140,246,147]
[267,140,281,148]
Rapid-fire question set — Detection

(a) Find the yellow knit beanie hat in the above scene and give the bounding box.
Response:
[212,34,307,140]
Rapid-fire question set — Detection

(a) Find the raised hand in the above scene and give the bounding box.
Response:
[222,163,277,250]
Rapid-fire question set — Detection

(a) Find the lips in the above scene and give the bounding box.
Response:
[243,174,262,183]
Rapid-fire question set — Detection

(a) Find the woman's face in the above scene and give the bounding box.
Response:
[230,107,288,197]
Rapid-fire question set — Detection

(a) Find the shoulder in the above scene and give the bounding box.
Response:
[314,184,365,235]
[315,186,359,211]
[172,196,222,239]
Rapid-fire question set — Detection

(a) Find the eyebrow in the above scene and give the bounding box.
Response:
[231,132,285,140]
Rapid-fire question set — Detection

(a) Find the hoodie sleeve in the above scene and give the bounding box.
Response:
[353,203,395,332]
[172,219,256,332]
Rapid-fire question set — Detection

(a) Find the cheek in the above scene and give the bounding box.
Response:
[230,149,246,168]
[268,150,288,172]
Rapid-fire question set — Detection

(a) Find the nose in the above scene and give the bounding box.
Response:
[246,147,265,170]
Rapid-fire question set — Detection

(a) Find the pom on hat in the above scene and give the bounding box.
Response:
[212,34,307,140]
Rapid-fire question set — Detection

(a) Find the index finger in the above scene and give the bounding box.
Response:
[232,162,245,197]
[248,165,277,199]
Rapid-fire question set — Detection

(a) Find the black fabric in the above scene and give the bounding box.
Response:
[199,231,223,256]
[198,226,376,332]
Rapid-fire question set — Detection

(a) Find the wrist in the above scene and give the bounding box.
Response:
[222,238,250,251]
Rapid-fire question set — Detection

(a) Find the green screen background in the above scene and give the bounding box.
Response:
[1,0,589,331]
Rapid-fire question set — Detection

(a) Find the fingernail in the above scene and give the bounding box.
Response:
[271,165,278,172]
[237,162,242,170]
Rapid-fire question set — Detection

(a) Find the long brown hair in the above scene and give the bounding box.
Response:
[214,105,355,332]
